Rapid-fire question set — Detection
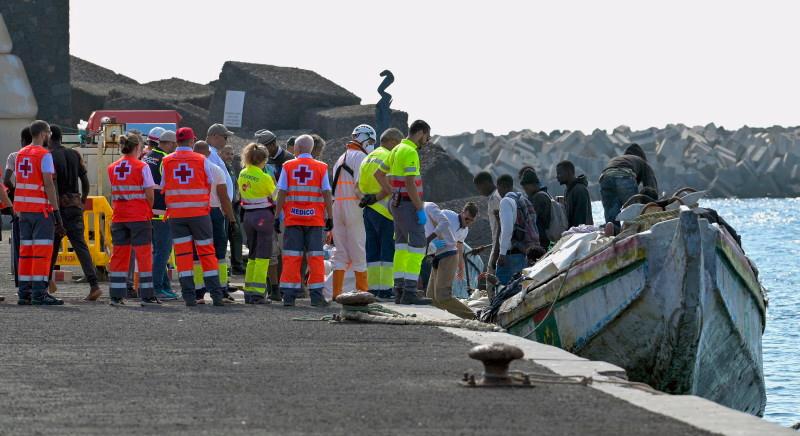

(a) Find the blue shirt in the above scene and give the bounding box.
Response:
[208,146,234,200]
[276,153,331,191]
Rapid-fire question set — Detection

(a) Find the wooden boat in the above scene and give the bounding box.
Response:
[496,206,767,415]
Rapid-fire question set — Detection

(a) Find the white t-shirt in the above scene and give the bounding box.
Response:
[140,164,157,189]
[208,163,227,208]
[5,152,17,185]
[424,202,468,254]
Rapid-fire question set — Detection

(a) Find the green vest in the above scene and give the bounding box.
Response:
[358,146,393,220]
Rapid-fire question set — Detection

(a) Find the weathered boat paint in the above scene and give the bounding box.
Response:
[499,208,767,415]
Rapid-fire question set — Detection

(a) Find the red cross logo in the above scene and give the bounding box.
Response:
[114,161,132,180]
[174,163,194,184]
[292,165,313,185]
[18,157,33,179]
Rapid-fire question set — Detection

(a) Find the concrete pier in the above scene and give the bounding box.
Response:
[0,252,791,435]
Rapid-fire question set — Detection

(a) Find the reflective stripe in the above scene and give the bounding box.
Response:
[173,236,193,244]
[286,195,324,203]
[15,183,42,190]
[281,282,303,289]
[15,196,48,204]
[138,272,153,278]
[18,275,49,281]
[110,282,128,289]
[366,261,382,268]
[404,166,417,173]
[287,186,322,193]
[395,243,408,251]
[139,283,153,289]
[113,185,145,191]
[167,201,208,209]
[112,194,147,200]
[178,271,194,278]
[307,283,325,289]
[196,238,213,246]
[152,209,166,215]
[203,271,218,277]
[334,196,358,201]
[308,251,325,257]
[20,239,53,246]
[109,271,128,278]
[164,189,208,195]
[283,250,304,257]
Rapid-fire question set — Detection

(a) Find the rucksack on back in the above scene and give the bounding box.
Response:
[547,197,569,242]
[505,192,540,253]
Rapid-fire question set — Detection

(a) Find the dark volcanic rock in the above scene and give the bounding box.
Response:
[144,77,214,108]
[301,104,408,140]
[71,55,138,85]
[1,4,72,124]
[208,61,361,133]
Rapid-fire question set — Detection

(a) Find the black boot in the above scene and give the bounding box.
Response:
[399,290,432,305]
[269,284,282,302]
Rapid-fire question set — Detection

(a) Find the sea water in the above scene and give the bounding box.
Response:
[591,198,799,426]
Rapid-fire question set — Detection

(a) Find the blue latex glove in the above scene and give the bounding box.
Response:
[432,239,446,250]
[416,209,427,226]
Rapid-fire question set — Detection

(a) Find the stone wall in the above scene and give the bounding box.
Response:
[435,124,800,199]
[0,1,71,126]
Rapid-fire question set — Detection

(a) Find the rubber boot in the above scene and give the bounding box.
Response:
[332,270,345,298]
[400,279,432,305]
[354,271,368,293]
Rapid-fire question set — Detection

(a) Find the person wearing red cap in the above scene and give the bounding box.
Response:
[160,127,226,306]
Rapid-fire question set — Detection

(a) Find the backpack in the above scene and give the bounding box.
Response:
[546,195,569,242]
[505,192,540,253]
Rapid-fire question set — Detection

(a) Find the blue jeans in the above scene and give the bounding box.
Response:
[495,253,527,285]
[600,175,639,225]
[151,219,172,292]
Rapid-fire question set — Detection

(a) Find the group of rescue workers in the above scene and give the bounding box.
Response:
[4,119,482,318]
[5,116,658,320]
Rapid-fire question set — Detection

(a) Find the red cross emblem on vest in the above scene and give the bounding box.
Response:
[114,161,132,180]
[174,163,194,184]
[292,165,313,185]
[18,157,33,179]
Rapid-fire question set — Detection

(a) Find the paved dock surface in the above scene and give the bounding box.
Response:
[0,292,717,436]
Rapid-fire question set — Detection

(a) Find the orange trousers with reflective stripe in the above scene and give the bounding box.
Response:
[280,225,325,303]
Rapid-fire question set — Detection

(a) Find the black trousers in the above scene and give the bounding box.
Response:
[50,206,98,287]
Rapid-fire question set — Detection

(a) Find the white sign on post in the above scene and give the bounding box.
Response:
[223,90,246,128]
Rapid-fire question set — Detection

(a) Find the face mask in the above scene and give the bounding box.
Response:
[365,143,375,153]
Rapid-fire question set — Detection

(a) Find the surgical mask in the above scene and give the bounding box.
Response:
[365,143,375,153]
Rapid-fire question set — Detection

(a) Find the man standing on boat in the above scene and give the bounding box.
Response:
[599,143,658,229]
[556,161,593,228]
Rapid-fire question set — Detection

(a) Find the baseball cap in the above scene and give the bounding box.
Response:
[255,129,277,145]
[159,130,177,142]
[207,123,234,137]
[176,127,195,142]
[148,127,166,142]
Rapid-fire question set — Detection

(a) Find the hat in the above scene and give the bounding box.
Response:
[520,168,541,186]
[207,123,234,137]
[176,127,195,142]
[255,129,277,145]
[624,143,646,161]
[159,130,177,142]
[148,127,166,142]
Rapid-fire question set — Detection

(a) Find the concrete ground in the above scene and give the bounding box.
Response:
[0,249,717,435]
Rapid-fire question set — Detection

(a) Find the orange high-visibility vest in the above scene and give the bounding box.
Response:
[161,150,210,218]
[108,156,151,222]
[13,145,51,214]
[282,157,327,227]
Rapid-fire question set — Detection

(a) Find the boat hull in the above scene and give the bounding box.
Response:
[500,209,767,415]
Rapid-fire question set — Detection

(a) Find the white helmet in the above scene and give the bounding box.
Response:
[352,124,376,145]
[148,127,166,142]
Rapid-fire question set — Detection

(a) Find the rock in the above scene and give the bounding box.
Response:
[335,291,376,306]
[301,104,407,140]
[71,55,137,85]
[143,77,215,108]
[208,61,360,134]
